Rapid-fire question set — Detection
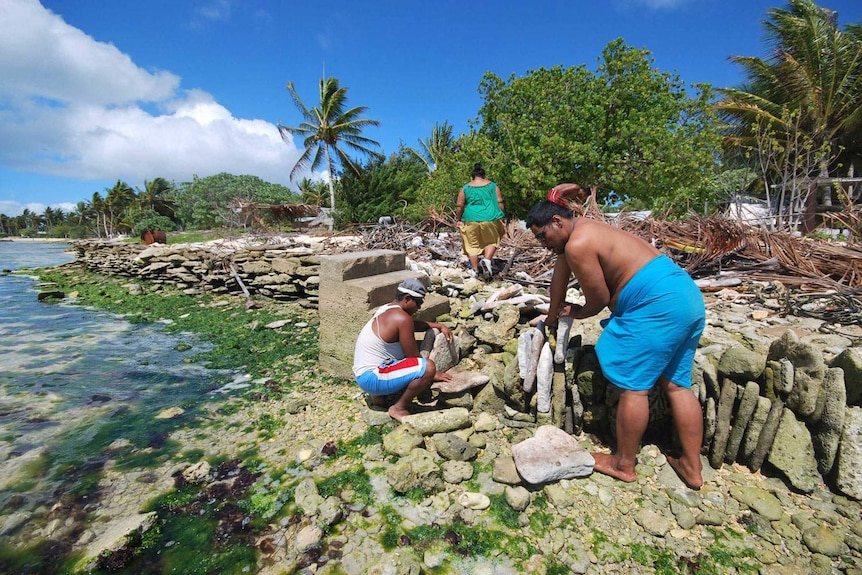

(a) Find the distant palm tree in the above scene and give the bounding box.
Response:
[407,121,456,172]
[137,177,177,218]
[42,206,56,228]
[277,77,383,227]
[72,201,88,226]
[90,192,106,237]
[297,177,329,208]
[716,0,862,214]
[105,180,136,236]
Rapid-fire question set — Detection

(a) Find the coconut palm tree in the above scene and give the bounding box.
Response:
[42,206,56,229]
[137,177,177,218]
[277,77,383,227]
[407,121,456,172]
[89,192,106,237]
[104,180,136,236]
[297,177,329,208]
[716,0,862,224]
[72,202,88,226]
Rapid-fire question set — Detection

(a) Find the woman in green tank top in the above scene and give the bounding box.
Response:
[454,163,506,280]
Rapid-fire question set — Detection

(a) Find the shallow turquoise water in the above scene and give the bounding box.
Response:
[0,242,239,562]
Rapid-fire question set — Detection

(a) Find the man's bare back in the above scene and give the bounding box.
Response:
[564,218,660,313]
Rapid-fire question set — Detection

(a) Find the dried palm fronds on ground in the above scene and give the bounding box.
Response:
[628,214,861,291]
[346,210,861,325]
[350,212,860,289]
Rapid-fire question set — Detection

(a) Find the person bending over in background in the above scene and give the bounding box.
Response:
[455,163,506,280]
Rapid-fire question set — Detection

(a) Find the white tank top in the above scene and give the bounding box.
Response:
[352,304,405,377]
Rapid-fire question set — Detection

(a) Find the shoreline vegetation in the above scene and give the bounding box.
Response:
[2,250,860,574]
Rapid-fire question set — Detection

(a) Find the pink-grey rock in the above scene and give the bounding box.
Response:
[431,371,490,393]
[511,425,595,484]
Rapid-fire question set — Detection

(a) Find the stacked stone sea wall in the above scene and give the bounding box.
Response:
[555,334,862,499]
[439,283,862,501]
[69,239,321,306]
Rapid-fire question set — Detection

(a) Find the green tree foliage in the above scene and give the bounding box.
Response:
[104,180,136,236]
[716,0,862,210]
[414,132,496,217]
[131,211,177,236]
[136,177,177,219]
[171,173,299,230]
[419,39,722,218]
[407,121,457,172]
[296,177,330,207]
[338,147,428,224]
[278,77,383,220]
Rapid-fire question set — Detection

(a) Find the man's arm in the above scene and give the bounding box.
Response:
[398,315,454,381]
[545,256,572,329]
[412,320,453,342]
[394,312,423,358]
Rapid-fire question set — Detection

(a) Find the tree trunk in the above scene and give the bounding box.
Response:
[819,162,832,207]
[325,146,335,231]
[802,180,818,233]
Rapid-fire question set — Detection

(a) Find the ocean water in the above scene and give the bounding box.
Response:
[0,241,236,541]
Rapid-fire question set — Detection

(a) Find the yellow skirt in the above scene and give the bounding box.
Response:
[460,219,505,256]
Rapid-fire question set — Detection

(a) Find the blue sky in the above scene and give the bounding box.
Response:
[1,0,860,218]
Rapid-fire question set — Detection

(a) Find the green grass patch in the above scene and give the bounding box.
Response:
[317,464,374,506]
[404,486,431,503]
[528,507,554,536]
[0,540,85,575]
[35,266,319,391]
[488,493,521,529]
[334,426,387,460]
[381,513,536,565]
[240,481,296,520]
[152,484,202,513]
[621,529,759,575]
[255,413,285,440]
[138,514,257,575]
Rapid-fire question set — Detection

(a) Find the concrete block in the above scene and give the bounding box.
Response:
[319,250,405,282]
[319,249,434,379]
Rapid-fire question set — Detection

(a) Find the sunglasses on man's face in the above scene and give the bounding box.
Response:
[534,225,550,243]
[413,297,424,306]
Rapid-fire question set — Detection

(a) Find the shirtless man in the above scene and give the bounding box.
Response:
[527,191,706,489]
[352,278,453,422]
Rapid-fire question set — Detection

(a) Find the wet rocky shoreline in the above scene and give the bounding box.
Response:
[6,235,862,574]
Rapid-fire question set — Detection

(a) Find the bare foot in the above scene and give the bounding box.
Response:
[666,455,703,490]
[592,452,637,483]
[388,405,411,422]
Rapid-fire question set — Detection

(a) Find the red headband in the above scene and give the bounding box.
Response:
[548,187,565,206]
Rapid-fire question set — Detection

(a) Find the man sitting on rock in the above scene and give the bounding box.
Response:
[527,190,706,489]
[352,278,453,422]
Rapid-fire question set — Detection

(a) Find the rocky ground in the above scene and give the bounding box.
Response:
[77,284,862,574]
[7,235,862,575]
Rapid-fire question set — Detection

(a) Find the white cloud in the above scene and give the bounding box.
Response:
[0,0,307,198]
[0,200,76,218]
[195,0,234,23]
[616,0,697,10]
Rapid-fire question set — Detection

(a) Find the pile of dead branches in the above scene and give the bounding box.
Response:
[347,210,861,324]
[348,212,861,290]
[628,214,861,291]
